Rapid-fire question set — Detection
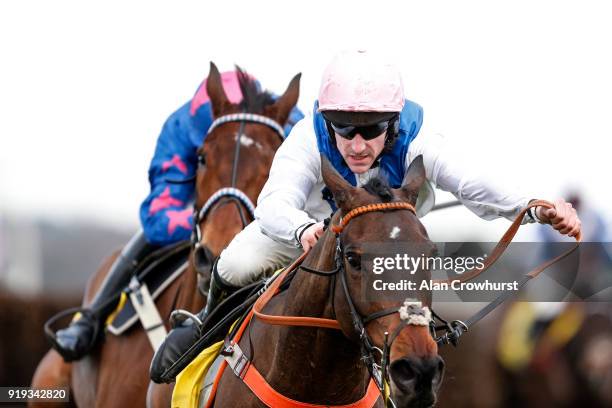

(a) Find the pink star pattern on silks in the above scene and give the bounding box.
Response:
[166,208,192,235]
[149,187,184,215]
[162,154,188,175]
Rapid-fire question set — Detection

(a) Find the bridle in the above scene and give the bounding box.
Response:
[190,112,284,243]
[251,199,582,406]
[189,112,285,282]
[253,202,425,404]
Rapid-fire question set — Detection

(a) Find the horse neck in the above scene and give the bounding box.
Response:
[262,229,371,402]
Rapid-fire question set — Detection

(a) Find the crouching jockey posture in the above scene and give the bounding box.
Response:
[51,70,303,362]
[150,49,582,381]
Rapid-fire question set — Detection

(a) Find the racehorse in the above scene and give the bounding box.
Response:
[207,156,444,407]
[30,62,301,408]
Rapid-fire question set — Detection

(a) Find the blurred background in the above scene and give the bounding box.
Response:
[1,0,611,406]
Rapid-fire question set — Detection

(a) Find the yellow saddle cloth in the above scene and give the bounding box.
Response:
[171,338,225,408]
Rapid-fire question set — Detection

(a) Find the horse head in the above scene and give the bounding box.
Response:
[145,64,300,406]
[191,62,300,269]
[320,155,444,407]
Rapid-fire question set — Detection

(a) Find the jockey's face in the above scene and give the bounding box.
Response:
[335,131,386,174]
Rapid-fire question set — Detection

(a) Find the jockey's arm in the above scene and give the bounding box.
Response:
[408,125,580,237]
[407,127,530,222]
[254,117,322,247]
[140,103,198,245]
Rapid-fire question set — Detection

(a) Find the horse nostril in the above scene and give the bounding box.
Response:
[390,358,416,394]
[390,356,446,395]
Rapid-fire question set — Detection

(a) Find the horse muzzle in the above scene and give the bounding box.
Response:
[389,355,445,408]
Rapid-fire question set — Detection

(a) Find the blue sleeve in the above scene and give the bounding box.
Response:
[140,89,302,245]
[140,102,200,246]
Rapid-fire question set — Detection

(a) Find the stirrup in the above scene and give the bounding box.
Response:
[169,309,204,329]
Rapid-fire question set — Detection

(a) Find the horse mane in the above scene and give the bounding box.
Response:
[363,177,394,203]
[236,66,275,114]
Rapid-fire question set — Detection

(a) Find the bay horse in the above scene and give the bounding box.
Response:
[208,156,444,408]
[30,62,300,408]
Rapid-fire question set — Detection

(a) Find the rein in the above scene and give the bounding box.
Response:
[246,202,419,407]
[430,199,582,346]
[238,199,581,407]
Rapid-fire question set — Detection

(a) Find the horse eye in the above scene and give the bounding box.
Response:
[197,154,206,167]
[345,252,361,269]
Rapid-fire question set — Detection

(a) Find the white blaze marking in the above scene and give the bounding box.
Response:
[389,226,401,239]
[237,134,263,150]
[240,135,255,147]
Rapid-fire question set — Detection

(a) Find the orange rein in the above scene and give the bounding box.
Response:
[217,199,580,408]
[253,202,416,329]
[253,199,581,327]
[223,203,416,408]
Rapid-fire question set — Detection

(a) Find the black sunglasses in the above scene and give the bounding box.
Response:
[326,117,394,141]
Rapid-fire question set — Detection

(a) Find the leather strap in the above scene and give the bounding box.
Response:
[205,307,255,408]
[432,200,581,285]
[205,297,381,408]
[205,200,580,407]
[252,252,342,330]
[331,202,416,234]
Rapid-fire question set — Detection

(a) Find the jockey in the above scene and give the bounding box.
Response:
[150,49,582,380]
[52,70,304,362]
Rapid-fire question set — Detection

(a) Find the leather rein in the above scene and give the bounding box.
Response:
[244,199,581,407]
[430,199,582,345]
[249,202,420,406]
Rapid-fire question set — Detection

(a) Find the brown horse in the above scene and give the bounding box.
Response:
[30,62,300,407]
[208,156,444,407]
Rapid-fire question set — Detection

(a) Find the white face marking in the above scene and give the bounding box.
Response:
[240,135,255,147]
[237,134,263,150]
[389,226,401,239]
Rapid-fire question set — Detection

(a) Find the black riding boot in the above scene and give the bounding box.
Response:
[53,230,156,362]
[150,263,238,383]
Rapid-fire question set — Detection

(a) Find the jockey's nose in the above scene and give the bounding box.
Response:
[350,135,367,154]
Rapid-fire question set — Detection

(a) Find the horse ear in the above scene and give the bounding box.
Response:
[400,155,426,206]
[270,73,301,126]
[320,155,356,213]
[206,62,231,118]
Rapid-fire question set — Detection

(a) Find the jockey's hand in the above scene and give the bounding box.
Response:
[536,198,582,238]
[300,221,325,252]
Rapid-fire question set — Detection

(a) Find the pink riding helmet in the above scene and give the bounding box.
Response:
[318,49,405,113]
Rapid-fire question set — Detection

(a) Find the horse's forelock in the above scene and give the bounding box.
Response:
[235,66,275,114]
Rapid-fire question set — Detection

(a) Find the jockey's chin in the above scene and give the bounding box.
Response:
[335,132,386,174]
